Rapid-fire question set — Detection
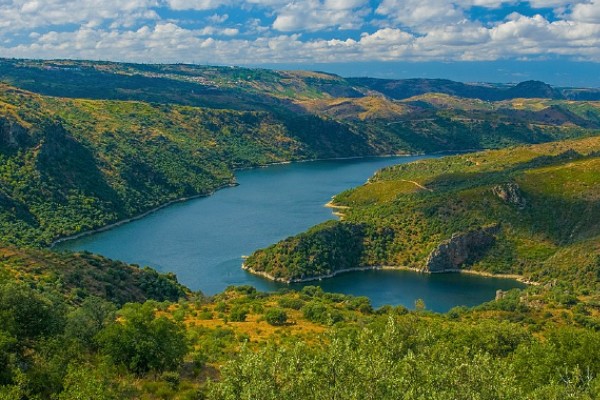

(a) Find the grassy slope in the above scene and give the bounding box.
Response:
[245,136,600,291]
[45,285,600,398]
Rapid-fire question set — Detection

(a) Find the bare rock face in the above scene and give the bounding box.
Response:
[492,183,526,209]
[424,225,500,273]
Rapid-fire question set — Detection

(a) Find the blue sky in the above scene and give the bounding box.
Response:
[1,1,599,85]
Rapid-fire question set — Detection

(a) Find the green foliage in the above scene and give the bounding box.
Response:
[244,221,366,281]
[0,247,187,305]
[246,137,600,292]
[64,296,116,349]
[0,283,65,343]
[57,363,118,400]
[229,306,249,322]
[208,316,600,399]
[97,302,188,375]
[264,308,288,326]
[277,297,305,310]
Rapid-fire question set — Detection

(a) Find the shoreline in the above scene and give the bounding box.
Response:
[50,152,428,248]
[234,152,416,171]
[50,182,239,248]
[242,263,537,286]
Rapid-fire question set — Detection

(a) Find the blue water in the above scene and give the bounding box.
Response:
[57,156,524,312]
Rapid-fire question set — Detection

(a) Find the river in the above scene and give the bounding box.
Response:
[56,156,524,311]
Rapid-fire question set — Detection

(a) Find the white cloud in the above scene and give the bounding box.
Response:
[271,0,371,32]
[376,0,465,31]
[570,0,600,23]
[198,26,239,36]
[0,0,599,65]
[165,0,230,11]
[0,0,159,31]
[208,14,229,23]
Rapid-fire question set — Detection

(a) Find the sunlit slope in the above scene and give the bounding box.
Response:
[0,84,403,246]
[245,137,600,290]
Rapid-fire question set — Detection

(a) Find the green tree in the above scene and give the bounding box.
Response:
[65,296,116,350]
[97,302,188,375]
[229,306,249,322]
[0,283,65,344]
[264,309,288,326]
[57,363,118,400]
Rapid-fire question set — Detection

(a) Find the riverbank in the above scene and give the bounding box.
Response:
[51,153,425,249]
[50,182,239,248]
[324,200,350,218]
[242,263,538,286]
[234,152,414,171]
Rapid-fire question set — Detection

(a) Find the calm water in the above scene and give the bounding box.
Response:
[57,156,524,312]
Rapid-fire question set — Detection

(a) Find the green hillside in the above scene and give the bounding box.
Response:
[0,84,407,246]
[1,59,600,247]
[0,59,599,399]
[244,136,600,292]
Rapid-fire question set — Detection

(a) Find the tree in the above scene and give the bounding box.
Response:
[0,283,65,344]
[97,302,188,375]
[65,296,116,350]
[57,363,118,400]
[229,306,249,322]
[264,309,288,326]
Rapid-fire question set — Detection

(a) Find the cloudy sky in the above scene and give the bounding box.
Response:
[1,1,599,84]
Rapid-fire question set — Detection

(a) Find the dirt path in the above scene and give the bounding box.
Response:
[401,179,433,192]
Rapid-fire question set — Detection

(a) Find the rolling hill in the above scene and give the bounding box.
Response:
[1,59,599,247]
[244,136,600,293]
[0,59,598,399]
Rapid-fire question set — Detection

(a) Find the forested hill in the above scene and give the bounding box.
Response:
[0,59,599,399]
[1,60,600,247]
[0,84,399,246]
[244,135,600,292]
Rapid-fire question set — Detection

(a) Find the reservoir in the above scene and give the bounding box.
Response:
[56,156,525,312]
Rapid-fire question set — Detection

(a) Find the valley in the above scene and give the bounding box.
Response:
[0,59,598,399]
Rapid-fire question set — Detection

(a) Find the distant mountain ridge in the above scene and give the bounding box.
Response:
[347,77,590,101]
[1,58,599,106]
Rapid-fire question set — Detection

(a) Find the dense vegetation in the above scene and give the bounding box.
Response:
[0,59,599,398]
[0,84,399,246]
[245,136,600,294]
[1,60,600,247]
[1,273,599,399]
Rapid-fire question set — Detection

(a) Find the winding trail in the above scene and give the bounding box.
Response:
[401,179,433,192]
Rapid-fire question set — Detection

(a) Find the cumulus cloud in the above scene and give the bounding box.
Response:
[376,0,465,31]
[0,0,159,31]
[571,0,600,23]
[0,0,599,64]
[272,0,370,32]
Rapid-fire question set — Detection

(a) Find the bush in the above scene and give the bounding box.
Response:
[229,306,249,322]
[277,297,305,310]
[97,303,188,374]
[264,309,288,326]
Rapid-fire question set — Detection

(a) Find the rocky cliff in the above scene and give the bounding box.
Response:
[424,225,500,273]
[492,183,527,209]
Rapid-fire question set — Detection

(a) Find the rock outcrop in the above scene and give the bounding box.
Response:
[492,183,526,209]
[424,225,500,273]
